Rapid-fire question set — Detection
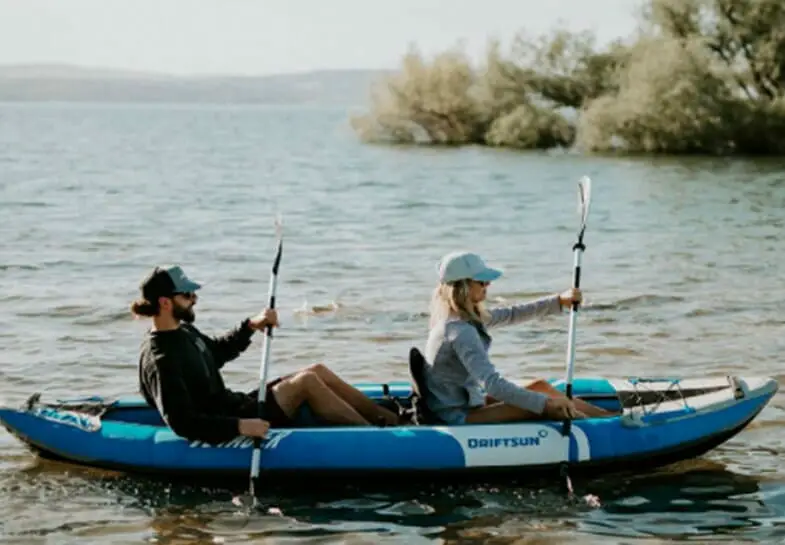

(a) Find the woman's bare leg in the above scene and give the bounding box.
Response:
[466,402,536,424]
[527,379,619,417]
[270,370,371,426]
[466,378,620,424]
[307,363,399,426]
[465,401,588,424]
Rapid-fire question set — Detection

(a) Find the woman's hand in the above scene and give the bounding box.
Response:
[559,287,582,309]
[543,397,584,420]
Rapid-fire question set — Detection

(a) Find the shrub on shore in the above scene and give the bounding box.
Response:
[350,0,785,155]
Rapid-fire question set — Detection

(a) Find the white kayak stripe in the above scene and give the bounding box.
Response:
[440,423,591,468]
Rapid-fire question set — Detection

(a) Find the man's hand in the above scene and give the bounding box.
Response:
[238,418,271,438]
[248,308,279,330]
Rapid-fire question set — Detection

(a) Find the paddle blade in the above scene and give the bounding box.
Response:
[274,213,283,239]
[577,176,591,232]
[272,213,283,274]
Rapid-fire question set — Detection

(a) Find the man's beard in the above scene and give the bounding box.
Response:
[173,302,195,323]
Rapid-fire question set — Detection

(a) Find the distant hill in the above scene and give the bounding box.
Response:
[0,64,390,106]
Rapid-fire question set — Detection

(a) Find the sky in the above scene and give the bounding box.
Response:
[1,0,644,76]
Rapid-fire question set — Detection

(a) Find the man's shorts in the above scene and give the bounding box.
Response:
[241,378,320,428]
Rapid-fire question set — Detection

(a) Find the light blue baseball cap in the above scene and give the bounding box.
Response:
[438,251,503,284]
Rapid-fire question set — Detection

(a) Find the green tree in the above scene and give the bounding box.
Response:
[352,0,785,155]
[351,28,626,149]
[576,36,742,154]
[349,44,485,145]
[578,0,785,154]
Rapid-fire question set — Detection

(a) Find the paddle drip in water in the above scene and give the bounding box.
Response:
[584,493,601,508]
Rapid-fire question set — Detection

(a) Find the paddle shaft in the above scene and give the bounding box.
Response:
[562,236,584,436]
[559,247,581,498]
[249,231,283,496]
[559,176,591,498]
[562,177,590,434]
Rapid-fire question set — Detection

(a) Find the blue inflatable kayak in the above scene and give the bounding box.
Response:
[0,375,776,484]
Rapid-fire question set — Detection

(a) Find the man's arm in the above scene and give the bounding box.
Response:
[143,345,243,444]
[189,319,256,369]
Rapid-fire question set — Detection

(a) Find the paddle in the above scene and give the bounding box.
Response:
[244,215,284,507]
[559,176,591,500]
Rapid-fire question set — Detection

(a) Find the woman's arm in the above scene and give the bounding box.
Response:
[485,294,562,328]
[450,323,550,414]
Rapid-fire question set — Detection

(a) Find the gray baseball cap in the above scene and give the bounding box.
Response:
[140,265,202,301]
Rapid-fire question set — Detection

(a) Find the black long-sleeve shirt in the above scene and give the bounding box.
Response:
[138,319,256,444]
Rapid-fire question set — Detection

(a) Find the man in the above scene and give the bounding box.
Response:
[132,265,400,445]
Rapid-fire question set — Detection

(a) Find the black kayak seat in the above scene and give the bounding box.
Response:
[408,347,445,425]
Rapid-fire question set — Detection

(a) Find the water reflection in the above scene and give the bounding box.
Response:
[4,456,785,543]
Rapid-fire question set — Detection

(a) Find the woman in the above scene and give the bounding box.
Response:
[422,250,618,425]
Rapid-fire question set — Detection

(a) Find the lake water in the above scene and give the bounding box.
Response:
[2,102,785,544]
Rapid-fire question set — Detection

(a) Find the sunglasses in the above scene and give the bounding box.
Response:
[173,292,196,300]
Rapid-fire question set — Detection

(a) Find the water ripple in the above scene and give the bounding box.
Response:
[1,103,785,543]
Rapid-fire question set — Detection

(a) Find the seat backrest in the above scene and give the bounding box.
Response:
[408,347,442,425]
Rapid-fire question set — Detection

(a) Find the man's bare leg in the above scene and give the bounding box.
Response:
[307,363,399,426]
[270,370,371,426]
